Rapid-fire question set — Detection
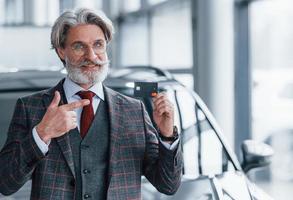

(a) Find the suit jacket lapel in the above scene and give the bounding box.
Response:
[104,86,123,187]
[43,79,76,179]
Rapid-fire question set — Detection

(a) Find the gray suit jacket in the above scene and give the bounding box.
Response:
[0,79,182,199]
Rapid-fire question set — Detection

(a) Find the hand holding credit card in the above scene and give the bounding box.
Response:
[134,81,174,137]
[134,82,158,97]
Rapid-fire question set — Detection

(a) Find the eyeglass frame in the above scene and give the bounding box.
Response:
[70,39,107,57]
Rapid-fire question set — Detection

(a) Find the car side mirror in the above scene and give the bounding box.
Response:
[241,140,274,173]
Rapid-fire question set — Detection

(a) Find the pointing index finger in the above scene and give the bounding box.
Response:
[62,99,90,111]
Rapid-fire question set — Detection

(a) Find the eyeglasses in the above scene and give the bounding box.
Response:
[71,40,107,56]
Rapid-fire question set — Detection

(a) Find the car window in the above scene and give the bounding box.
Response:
[175,89,235,178]
[199,118,235,175]
[175,88,197,129]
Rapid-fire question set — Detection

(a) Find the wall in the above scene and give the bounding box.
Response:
[0,27,61,70]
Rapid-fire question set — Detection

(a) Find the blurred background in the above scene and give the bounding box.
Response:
[0,0,293,199]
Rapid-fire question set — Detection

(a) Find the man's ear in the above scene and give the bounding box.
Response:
[56,48,65,60]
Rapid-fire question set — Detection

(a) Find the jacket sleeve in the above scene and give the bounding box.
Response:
[141,101,183,195]
[0,98,45,195]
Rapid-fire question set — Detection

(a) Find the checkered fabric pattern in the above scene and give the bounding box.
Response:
[0,79,182,200]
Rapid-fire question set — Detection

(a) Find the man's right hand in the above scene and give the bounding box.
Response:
[36,91,90,143]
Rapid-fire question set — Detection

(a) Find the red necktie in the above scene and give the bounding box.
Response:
[77,91,95,138]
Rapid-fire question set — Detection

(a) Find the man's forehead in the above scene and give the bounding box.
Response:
[66,24,106,43]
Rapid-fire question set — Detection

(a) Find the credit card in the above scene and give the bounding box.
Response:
[134,82,158,98]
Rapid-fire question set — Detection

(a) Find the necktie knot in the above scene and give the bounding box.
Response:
[77,91,95,101]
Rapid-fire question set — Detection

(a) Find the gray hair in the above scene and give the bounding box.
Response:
[51,8,114,50]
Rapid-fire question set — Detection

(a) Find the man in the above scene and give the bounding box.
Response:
[0,8,182,200]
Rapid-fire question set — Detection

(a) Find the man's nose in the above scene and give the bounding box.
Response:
[84,48,98,62]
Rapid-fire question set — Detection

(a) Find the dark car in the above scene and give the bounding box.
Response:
[0,66,273,200]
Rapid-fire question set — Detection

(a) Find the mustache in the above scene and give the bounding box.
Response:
[77,60,110,67]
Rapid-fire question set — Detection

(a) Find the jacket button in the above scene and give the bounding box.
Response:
[83,169,91,174]
[70,179,75,187]
[84,194,91,199]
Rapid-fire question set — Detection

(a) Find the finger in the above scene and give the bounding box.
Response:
[67,111,77,124]
[155,104,173,115]
[64,118,78,130]
[155,100,173,111]
[49,91,61,109]
[154,98,172,109]
[153,99,172,111]
[68,121,78,130]
[155,102,173,111]
[62,99,90,111]
[153,92,165,99]
[68,111,77,118]
[71,116,77,123]
[153,93,167,104]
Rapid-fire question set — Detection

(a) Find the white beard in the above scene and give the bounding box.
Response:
[65,57,110,85]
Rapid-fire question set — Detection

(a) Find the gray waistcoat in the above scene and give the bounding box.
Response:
[69,100,110,200]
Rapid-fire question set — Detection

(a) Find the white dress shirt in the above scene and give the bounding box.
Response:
[33,77,178,155]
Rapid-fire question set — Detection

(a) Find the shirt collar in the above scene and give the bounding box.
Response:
[63,77,105,101]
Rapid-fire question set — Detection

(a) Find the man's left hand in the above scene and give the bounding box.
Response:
[152,93,174,137]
